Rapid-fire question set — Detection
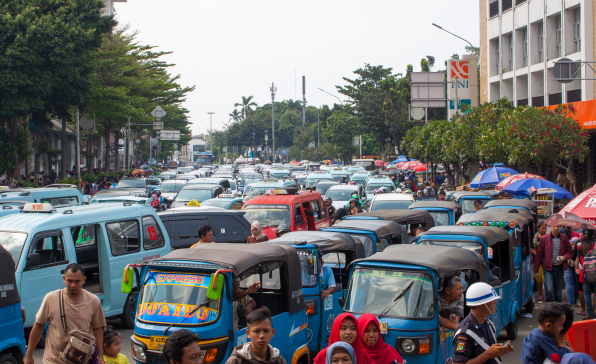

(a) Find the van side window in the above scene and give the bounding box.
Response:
[294,204,304,226]
[142,216,165,250]
[209,216,246,237]
[41,196,78,206]
[230,201,243,210]
[106,220,141,256]
[310,200,321,221]
[28,233,66,267]
[319,199,328,220]
[71,224,97,247]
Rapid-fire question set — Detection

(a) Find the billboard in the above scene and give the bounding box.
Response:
[447,55,478,121]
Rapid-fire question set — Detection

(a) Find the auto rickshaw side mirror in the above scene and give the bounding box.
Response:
[207,272,224,301]
[307,257,316,276]
[28,253,41,267]
[439,308,452,319]
[122,266,134,294]
[491,267,501,278]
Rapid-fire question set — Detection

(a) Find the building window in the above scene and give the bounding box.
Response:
[556,15,562,57]
[539,23,544,62]
[509,43,513,70]
[496,41,501,74]
[515,0,526,4]
[489,1,498,17]
[502,0,512,12]
[523,28,528,67]
[574,9,581,52]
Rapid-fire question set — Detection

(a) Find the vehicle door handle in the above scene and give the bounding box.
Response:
[60,269,65,274]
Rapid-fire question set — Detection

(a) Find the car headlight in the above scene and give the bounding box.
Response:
[401,339,415,353]
[131,342,146,362]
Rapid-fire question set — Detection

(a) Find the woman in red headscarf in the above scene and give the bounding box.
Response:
[313,313,375,364]
[358,314,404,364]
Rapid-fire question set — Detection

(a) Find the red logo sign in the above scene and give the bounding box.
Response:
[450,60,469,79]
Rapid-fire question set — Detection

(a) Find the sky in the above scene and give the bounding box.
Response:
[113,0,480,135]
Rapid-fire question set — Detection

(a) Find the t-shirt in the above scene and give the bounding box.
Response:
[35,289,106,364]
[319,266,336,291]
[104,354,131,364]
[552,238,561,265]
[233,295,254,332]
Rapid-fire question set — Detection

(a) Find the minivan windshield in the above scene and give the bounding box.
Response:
[243,204,291,228]
[365,184,395,193]
[307,178,333,187]
[117,179,146,189]
[0,232,28,266]
[346,268,434,319]
[160,181,186,193]
[137,271,220,326]
[175,189,213,203]
[461,199,489,214]
[370,200,413,211]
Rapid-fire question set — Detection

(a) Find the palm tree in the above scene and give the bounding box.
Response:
[234,96,258,120]
[228,109,242,123]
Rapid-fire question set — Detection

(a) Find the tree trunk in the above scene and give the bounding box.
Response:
[86,133,92,172]
[104,123,111,172]
[563,159,577,197]
[114,130,121,172]
[61,119,67,179]
[10,117,19,180]
[34,129,43,185]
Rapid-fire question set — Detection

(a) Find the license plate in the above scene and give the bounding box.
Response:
[150,336,168,350]
[379,322,388,335]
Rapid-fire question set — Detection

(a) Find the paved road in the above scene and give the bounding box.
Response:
[31,293,583,364]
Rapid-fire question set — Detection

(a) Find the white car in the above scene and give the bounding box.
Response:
[369,193,415,211]
[324,185,365,210]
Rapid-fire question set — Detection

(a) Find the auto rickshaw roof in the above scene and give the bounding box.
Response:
[349,244,488,282]
[0,244,19,308]
[332,219,405,237]
[457,210,532,227]
[485,199,537,211]
[408,201,462,213]
[351,209,435,228]
[479,207,534,220]
[450,191,493,200]
[267,231,365,257]
[419,226,511,246]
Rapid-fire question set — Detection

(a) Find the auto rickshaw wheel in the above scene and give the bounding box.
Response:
[524,299,534,314]
[506,317,518,340]
[0,353,18,364]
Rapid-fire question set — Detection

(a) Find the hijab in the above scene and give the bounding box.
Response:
[326,342,356,364]
[251,221,268,241]
[313,313,375,364]
[561,353,595,364]
[358,314,403,364]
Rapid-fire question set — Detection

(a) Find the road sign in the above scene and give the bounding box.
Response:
[79,115,95,131]
[554,58,578,84]
[411,72,446,108]
[151,106,166,121]
[352,137,360,146]
[159,130,181,141]
[411,107,425,120]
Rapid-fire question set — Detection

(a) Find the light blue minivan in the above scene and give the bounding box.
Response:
[0,202,171,330]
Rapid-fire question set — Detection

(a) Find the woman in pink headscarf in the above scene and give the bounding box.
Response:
[247,221,269,244]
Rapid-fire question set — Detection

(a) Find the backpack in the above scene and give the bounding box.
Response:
[582,246,596,283]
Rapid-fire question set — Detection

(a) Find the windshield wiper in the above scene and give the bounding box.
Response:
[378,281,414,317]
[163,298,214,334]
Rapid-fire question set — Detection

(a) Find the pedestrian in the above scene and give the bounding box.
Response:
[565,237,581,307]
[325,342,357,364]
[438,275,464,331]
[358,314,403,364]
[247,221,269,244]
[275,225,291,238]
[520,303,572,364]
[24,263,106,364]
[436,173,444,186]
[452,283,515,364]
[162,329,202,364]
[324,198,336,220]
[190,225,214,247]
[533,223,548,301]
[577,231,596,319]
[313,313,374,364]
[226,307,287,364]
[407,224,419,244]
[535,225,574,303]
[103,326,130,364]
[573,232,589,317]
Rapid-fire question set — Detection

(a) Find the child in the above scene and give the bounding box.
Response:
[358,314,403,364]
[226,307,286,364]
[313,313,374,364]
[326,342,357,364]
[521,303,573,364]
[103,326,130,364]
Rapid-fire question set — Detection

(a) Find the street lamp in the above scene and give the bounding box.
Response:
[207,112,215,152]
[318,88,344,108]
[431,23,474,48]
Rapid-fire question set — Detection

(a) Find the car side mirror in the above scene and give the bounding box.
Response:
[295,215,304,225]
[28,253,41,267]
[361,196,367,201]
[439,308,452,319]
[307,258,315,276]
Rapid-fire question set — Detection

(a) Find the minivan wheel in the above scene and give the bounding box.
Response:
[121,291,137,329]
[506,317,518,340]
[0,353,18,364]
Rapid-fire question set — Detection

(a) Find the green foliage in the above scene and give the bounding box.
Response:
[324,111,359,162]
[59,177,79,185]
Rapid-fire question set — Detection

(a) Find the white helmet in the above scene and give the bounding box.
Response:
[465,282,500,306]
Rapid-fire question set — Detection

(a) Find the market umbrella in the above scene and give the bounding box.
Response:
[140,164,150,169]
[413,164,427,172]
[559,184,596,222]
[545,212,596,230]
[393,155,409,163]
[374,160,384,167]
[469,166,519,188]
[496,173,546,191]
[132,169,145,175]
[503,179,573,200]
[322,160,331,164]
[400,161,423,170]
[290,161,300,166]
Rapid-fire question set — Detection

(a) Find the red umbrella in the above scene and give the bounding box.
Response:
[545,212,596,230]
[559,184,596,224]
[413,164,427,172]
[495,173,546,191]
[132,169,145,175]
[374,160,384,167]
[400,161,423,170]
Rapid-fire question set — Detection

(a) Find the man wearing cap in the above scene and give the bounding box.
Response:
[452,283,515,364]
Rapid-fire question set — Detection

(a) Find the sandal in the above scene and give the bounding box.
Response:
[537,296,544,301]
[577,311,587,316]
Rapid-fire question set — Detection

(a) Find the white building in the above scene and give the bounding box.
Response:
[180,134,206,162]
[480,0,594,106]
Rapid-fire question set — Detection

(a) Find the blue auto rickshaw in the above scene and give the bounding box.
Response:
[408,201,462,226]
[0,244,26,364]
[343,209,435,244]
[267,231,366,354]
[126,244,309,364]
[484,199,538,227]
[457,210,535,315]
[342,244,489,364]
[449,191,494,214]
[320,219,405,254]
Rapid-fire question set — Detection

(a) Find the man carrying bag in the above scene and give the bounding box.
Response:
[25,263,106,364]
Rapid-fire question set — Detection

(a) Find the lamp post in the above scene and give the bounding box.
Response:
[207,112,215,152]
[318,88,344,108]
[270,83,277,163]
[431,23,474,48]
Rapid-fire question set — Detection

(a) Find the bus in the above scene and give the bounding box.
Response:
[194,151,213,166]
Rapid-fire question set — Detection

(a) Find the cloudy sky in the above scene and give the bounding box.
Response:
[113,0,480,135]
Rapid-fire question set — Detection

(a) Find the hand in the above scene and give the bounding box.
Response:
[245,305,253,316]
[501,341,515,355]
[321,289,330,300]
[98,358,106,364]
[534,273,539,281]
[24,354,34,364]
[246,282,261,294]
[485,343,511,359]
[449,314,459,325]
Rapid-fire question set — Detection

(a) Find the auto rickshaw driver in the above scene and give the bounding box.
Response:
[233,278,260,331]
[438,275,464,331]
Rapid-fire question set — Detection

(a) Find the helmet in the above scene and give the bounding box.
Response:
[349,198,359,206]
[465,283,501,306]
[156,190,161,197]
[405,189,412,194]
[324,197,333,203]
[275,224,291,238]
[396,188,403,193]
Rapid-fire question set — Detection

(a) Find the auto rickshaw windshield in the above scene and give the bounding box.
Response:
[0,231,27,266]
[346,268,434,319]
[418,239,484,256]
[427,211,450,226]
[137,271,220,326]
[297,250,317,287]
[461,199,489,214]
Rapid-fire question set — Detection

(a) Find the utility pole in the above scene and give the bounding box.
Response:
[76,109,80,189]
[302,76,306,125]
[317,106,320,147]
[270,83,277,162]
[207,112,215,152]
[264,131,268,161]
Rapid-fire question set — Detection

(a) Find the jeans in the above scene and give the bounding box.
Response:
[565,266,579,305]
[544,265,565,303]
[583,282,596,318]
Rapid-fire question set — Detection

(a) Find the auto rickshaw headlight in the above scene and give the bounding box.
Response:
[131,342,146,362]
[402,339,415,353]
[418,338,430,354]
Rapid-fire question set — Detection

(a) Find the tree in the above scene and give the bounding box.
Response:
[234,96,258,121]
[324,111,359,163]
[229,109,242,123]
